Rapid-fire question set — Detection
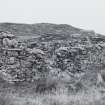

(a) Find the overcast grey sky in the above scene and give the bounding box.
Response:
[0,0,105,34]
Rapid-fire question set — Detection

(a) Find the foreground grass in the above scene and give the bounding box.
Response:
[0,86,105,105]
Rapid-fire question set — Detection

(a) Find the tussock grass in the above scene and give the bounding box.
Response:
[0,86,105,105]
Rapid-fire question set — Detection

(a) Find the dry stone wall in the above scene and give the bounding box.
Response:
[0,31,48,83]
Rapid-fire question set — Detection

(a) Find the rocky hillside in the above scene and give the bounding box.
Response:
[0,23,105,92]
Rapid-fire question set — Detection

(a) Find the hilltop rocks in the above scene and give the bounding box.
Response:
[0,31,15,38]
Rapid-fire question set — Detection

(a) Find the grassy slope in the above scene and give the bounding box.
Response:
[0,23,81,39]
[0,86,105,105]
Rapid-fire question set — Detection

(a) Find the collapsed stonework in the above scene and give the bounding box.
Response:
[0,31,47,83]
